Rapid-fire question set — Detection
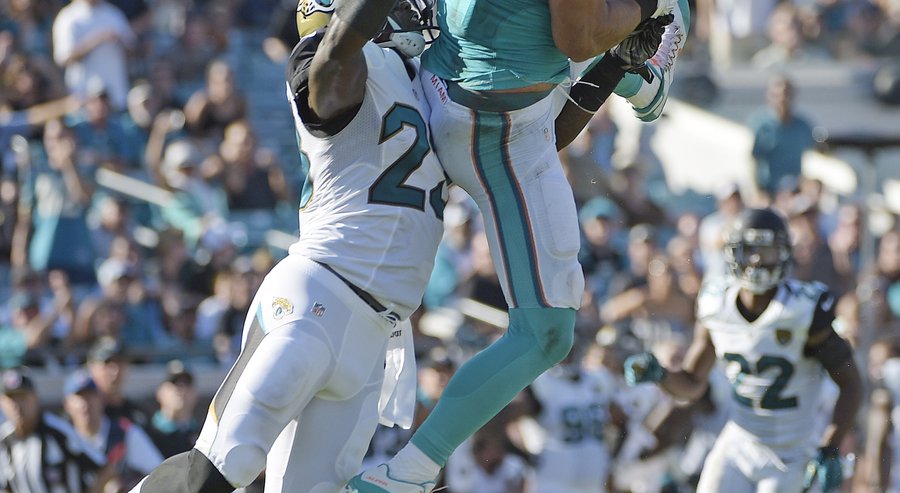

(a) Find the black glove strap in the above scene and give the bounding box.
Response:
[569,56,627,113]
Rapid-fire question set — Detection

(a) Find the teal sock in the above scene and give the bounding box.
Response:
[410,307,575,465]
[613,72,643,99]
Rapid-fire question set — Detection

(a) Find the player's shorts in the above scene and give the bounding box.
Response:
[193,254,398,492]
[420,69,583,311]
[697,421,812,493]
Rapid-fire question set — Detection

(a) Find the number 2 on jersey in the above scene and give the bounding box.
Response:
[723,353,798,410]
[369,104,445,220]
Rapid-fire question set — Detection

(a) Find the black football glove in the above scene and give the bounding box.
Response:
[608,14,673,77]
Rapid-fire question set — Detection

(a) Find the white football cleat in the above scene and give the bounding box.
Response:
[628,0,690,122]
[341,465,436,493]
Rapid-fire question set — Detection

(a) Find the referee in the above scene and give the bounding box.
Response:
[0,367,109,493]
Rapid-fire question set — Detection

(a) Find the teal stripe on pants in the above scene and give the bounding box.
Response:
[471,111,547,308]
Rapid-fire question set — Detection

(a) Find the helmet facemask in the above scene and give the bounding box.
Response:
[724,227,792,294]
[374,0,437,57]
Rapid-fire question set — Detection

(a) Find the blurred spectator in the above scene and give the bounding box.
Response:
[787,200,844,291]
[69,82,145,170]
[828,202,863,291]
[52,0,135,110]
[146,132,227,248]
[456,231,507,313]
[0,0,59,59]
[88,195,135,258]
[146,359,200,458]
[609,223,659,295]
[182,59,247,144]
[85,336,149,426]
[696,0,779,66]
[0,367,108,493]
[748,74,816,199]
[63,370,163,488]
[605,165,668,229]
[71,257,167,348]
[601,255,695,349]
[206,119,290,211]
[578,197,625,303]
[12,119,97,284]
[752,3,831,68]
[0,51,66,110]
[166,13,222,91]
[872,229,900,334]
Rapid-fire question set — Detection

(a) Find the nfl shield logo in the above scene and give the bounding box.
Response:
[311,303,326,317]
[775,329,792,345]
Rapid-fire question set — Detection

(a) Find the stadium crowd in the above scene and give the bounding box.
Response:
[0,0,898,491]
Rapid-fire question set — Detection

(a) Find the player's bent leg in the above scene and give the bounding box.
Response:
[410,306,576,465]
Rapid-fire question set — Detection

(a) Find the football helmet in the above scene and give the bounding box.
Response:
[296,0,436,57]
[724,208,792,294]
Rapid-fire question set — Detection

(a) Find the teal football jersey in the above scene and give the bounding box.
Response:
[422,0,569,90]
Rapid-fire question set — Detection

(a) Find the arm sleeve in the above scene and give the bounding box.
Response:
[804,291,853,371]
[286,31,361,137]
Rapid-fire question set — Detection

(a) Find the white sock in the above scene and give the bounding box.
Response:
[386,444,442,484]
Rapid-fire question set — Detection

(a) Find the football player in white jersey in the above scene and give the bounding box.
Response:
[624,207,862,493]
[521,345,627,493]
[127,0,447,492]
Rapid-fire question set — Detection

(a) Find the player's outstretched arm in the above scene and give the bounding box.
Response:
[661,323,717,400]
[549,0,673,61]
[624,322,716,400]
[308,0,396,120]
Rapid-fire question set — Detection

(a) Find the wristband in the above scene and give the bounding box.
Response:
[569,55,627,113]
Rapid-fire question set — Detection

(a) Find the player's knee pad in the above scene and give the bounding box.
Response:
[509,306,575,368]
[217,443,268,488]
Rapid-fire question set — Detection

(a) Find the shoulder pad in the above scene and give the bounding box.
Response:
[696,278,729,320]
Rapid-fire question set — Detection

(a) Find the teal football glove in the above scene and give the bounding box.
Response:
[624,352,667,386]
[804,446,843,492]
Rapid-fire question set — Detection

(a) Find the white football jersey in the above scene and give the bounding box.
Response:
[287,38,446,320]
[530,366,615,493]
[698,278,831,449]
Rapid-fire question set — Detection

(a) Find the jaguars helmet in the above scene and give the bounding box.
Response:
[296,0,436,57]
[724,208,792,294]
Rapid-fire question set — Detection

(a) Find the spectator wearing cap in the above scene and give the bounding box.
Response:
[578,197,626,304]
[144,130,227,249]
[52,0,135,111]
[146,360,200,458]
[85,337,148,426]
[63,370,163,488]
[0,368,108,493]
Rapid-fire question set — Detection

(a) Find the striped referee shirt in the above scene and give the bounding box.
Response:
[0,412,106,493]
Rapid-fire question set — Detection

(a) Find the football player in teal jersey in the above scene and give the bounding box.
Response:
[342,0,680,490]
